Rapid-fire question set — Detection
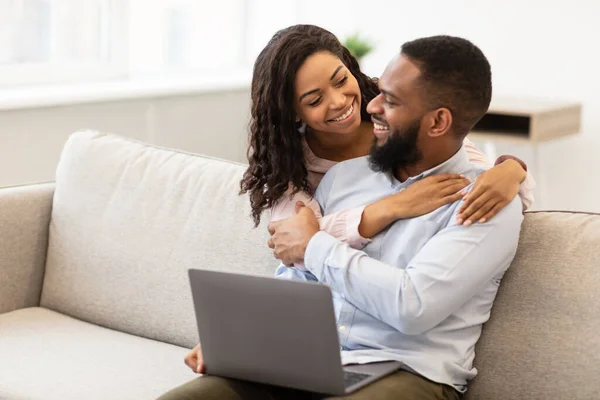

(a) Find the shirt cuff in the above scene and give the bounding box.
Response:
[345,206,372,249]
[495,155,528,171]
[304,231,339,281]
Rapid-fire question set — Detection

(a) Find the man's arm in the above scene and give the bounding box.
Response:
[304,197,524,335]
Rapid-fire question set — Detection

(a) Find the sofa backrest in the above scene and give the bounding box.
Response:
[40,131,278,348]
[466,211,600,400]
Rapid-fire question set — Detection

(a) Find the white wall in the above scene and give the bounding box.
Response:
[301,0,600,212]
[0,89,250,187]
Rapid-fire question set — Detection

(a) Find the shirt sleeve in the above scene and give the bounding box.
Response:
[516,170,536,210]
[304,190,524,335]
[463,138,535,210]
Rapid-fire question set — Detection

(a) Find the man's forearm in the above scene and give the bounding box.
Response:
[305,199,522,335]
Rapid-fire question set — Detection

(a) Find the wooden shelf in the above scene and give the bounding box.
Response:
[469,97,582,144]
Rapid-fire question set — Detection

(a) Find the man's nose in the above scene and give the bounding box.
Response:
[366,93,383,115]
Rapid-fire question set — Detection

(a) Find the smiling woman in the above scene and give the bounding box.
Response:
[293,51,371,162]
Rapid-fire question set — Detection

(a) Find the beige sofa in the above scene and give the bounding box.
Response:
[1,131,598,400]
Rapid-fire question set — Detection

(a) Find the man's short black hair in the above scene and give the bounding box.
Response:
[401,35,492,136]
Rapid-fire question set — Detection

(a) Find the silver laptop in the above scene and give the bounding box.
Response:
[188,269,401,395]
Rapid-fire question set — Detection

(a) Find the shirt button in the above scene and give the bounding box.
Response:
[338,325,346,333]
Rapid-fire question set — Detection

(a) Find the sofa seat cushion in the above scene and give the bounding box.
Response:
[0,307,196,400]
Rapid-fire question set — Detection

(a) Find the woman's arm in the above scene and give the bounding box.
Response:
[271,174,471,251]
[270,188,370,249]
[457,138,536,225]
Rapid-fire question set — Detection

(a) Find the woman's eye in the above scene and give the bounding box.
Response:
[308,98,322,107]
[336,76,348,87]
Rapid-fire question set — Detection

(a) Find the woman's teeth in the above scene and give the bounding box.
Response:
[374,123,389,131]
[332,104,354,122]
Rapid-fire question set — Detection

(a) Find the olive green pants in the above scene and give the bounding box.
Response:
[157,370,461,400]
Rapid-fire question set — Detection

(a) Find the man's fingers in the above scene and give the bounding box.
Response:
[267,238,274,249]
[267,220,281,235]
[184,353,197,372]
[196,348,205,374]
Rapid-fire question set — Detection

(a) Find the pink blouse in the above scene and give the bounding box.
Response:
[270,137,535,250]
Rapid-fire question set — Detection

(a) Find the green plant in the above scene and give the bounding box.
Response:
[343,33,374,61]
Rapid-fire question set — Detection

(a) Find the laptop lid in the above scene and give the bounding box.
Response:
[188,269,346,394]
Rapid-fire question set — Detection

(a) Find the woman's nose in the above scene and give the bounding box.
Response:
[330,91,346,110]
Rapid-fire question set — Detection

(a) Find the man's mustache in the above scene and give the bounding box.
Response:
[371,116,388,126]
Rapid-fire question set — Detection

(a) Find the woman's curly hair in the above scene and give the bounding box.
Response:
[239,24,379,226]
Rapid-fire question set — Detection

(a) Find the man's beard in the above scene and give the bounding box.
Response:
[369,119,423,174]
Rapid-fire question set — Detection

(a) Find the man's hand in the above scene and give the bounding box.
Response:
[267,202,320,265]
[184,344,205,374]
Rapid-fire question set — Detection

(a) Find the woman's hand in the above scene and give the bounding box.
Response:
[358,174,470,238]
[391,174,472,219]
[457,159,526,226]
[184,344,205,374]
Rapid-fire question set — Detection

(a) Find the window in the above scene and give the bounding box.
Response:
[127,0,246,76]
[0,0,127,87]
[0,0,362,88]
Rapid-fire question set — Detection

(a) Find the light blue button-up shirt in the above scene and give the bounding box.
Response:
[275,147,523,392]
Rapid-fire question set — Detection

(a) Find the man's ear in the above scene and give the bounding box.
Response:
[428,108,452,137]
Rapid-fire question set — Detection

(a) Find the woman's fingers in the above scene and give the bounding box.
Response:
[458,181,487,213]
[440,180,471,197]
[434,173,466,182]
[478,202,506,224]
[457,190,490,225]
[462,198,498,226]
[438,191,464,208]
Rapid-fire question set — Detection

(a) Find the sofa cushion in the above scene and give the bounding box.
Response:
[0,307,196,400]
[40,131,277,349]
[466,211,600,399]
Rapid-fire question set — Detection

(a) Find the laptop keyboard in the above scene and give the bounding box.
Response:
[343,370,371,388]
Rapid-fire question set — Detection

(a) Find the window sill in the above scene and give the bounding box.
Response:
[0,69,252,111]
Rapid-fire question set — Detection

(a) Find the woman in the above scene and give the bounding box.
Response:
[240,24,533,249]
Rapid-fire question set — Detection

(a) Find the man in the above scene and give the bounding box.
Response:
[159,35,523,400]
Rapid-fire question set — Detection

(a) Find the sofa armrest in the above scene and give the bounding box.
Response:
[0,182,55,315]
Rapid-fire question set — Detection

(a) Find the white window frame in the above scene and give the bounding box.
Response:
[0,0,129,87]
